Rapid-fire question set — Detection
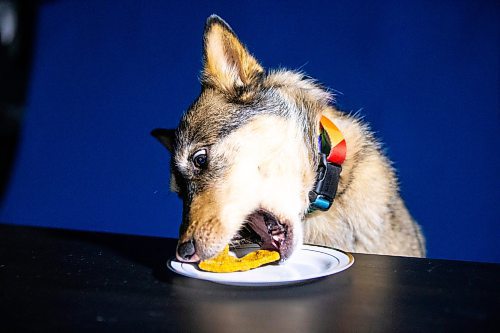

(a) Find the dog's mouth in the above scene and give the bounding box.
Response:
[231,209,293,261]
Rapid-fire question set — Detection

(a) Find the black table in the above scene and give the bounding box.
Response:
[0,223,497,332]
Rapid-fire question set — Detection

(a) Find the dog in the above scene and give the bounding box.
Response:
[152,15,425,263]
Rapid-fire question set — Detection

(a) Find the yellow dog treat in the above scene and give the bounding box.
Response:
[198,245,280,273]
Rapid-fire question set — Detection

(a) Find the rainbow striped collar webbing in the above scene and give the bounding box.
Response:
[319,115,346,166]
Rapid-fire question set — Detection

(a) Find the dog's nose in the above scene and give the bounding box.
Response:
[176,239,200,262]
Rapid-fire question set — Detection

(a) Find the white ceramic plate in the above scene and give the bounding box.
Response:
[167,244,354,287]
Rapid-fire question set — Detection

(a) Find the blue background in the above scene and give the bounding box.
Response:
[1,0,498,263]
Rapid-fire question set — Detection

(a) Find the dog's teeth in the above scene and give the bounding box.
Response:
[272,235,280,241]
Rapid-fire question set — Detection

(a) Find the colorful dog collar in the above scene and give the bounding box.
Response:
[319,115,347,165]
[308,115,346,213]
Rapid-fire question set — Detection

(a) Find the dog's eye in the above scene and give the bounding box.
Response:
[192,149,208,169]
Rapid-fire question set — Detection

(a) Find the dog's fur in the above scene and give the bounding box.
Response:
[153,15,425,262]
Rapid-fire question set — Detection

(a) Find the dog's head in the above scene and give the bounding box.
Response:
[153,15,332,262]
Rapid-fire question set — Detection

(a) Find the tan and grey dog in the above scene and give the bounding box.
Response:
[153,15,425,263]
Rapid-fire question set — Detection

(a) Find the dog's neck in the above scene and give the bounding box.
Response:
[307,115,346,213]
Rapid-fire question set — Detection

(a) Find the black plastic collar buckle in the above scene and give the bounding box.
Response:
[308,153,342,211]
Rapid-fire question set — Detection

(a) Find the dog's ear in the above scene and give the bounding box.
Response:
[201,15,264,93]
[151,128,176,153]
